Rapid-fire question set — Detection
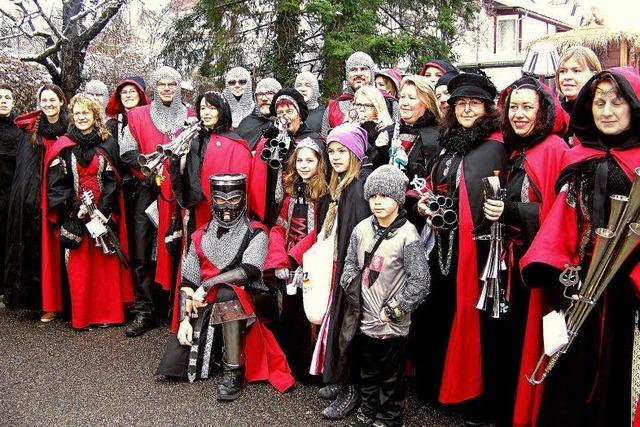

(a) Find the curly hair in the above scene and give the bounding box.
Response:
[500,78,554,146]
[283,145,328,201]
[440,99,500,139]
[68,94,110,141]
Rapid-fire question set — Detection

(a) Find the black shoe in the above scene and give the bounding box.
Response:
[124,314,154,337]
[322,384,360,419]
[346,410,375,427]
[319,383,342,400]
[217,362,245,401]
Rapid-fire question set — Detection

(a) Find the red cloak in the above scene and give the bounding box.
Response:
[172,223,294,393]
[41,136,134,328]
[126,104,195,290]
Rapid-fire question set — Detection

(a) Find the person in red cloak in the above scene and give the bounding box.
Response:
[5,84,67,314]
[170,90,252,234]
[156,173,294,400]
[42,94,133,329]
[249,88,324,228]
[119,66,195,337]
[479,76,570,426]
[263,137,329,382]
[520,67,640,427]
[415,72,508,424]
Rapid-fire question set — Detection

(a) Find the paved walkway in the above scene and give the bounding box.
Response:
[0,308,464,426]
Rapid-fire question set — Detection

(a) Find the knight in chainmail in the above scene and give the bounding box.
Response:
[320,52,399,137]
[223,67,255,128]
[84,79,109,112]
[119,66,193,338]
[294,72,325,134]
[236,77,281,149]
[156,173,294,400]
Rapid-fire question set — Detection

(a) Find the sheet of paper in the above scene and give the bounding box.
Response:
[543,310,569,356]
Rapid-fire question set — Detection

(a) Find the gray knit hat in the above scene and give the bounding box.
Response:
[364,165,409,205]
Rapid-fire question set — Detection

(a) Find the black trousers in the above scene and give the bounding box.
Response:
[357,333,407,427]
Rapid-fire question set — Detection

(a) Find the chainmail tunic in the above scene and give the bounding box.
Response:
[632,311,639,422]
[181,218,268,290]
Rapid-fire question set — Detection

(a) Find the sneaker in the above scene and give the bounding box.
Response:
[40,312,56,323]
[319,383,342,400]
[321,384,360,420]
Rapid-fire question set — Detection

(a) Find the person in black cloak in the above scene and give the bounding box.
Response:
[236,78,282,150]
[5,84,68,312]
[0,83,22,299]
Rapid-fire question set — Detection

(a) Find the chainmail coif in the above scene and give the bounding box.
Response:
[295,72,321,110]
[223,67,255,128]
[149,66,188,135]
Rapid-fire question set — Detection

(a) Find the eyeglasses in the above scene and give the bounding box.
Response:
[157,82,177,88]
[353,102,374,110]
[255,92,275,98]
[120,89,138,96]
[454,99,484,109]
[228,79,248,86]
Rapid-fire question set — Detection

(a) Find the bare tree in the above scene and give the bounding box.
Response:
[0,0,126,99]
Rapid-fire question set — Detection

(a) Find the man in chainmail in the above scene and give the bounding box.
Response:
[120,65,194,337]
[236,77,282,150]
[321,52,399,137]
[155,173,294,400]
[223,67,255,128]
[294,71,325,134]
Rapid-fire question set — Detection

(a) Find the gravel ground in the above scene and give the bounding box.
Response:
[0,307,464,427]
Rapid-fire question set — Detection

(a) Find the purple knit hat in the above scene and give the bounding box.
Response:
[326,123,367,160]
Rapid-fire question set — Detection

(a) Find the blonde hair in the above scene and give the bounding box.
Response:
[68,94,110,140]
[283,146,328,201]
[353,86,394,126]
[555,46,602,94]
[327,146,361,200]
[400,75,442,119]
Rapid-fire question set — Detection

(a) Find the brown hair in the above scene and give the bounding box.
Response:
[589,72,624,99]
[440,99,500,138]
[0,83,12,92]
[68,94,110,141]
[283,146,328,201]
[555,46,602,95]
[500,83,553,145]
[31,84,66,146]
[327,147,361,200]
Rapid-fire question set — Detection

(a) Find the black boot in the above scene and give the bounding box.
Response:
[217,319,246,401]
[217,361,245,401]
[124,313,155,337]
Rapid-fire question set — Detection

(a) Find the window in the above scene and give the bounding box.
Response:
[497,15,518,53]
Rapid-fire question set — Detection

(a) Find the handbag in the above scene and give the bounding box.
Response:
[302,219,337,325]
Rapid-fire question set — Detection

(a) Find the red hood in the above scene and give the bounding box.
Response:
[105,79,150,119]
[498,78,569,139]
[14,110,42,132]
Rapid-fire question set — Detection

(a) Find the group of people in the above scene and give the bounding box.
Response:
[0,45,638,427]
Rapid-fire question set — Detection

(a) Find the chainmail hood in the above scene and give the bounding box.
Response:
[345,51,376,84]
[84,80,109,101]
[295,72,321,110]
[149,66,188,135]
[255,78,282,96]
[223,67,255,128]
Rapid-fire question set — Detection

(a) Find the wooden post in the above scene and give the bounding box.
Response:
[620,39,629,66]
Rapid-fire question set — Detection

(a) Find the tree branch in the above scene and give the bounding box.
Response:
[79,0,126,45]
[33,0,67,41]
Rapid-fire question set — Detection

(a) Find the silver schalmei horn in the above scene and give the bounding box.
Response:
[260,116,292,170]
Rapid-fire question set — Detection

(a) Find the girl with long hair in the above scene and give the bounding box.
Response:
[42,94,133,329]
[264,138,328,382]
[5,84,68,313]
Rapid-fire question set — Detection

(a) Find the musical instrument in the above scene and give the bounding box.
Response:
[137,119,202,177]
[260,117,291,170]
[475,172,508,318]
[527,167,640,384]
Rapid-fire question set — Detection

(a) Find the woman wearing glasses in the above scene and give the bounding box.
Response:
[350,85,394,169]
[414,73,508,425]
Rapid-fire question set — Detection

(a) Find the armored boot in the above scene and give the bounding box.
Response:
[217,319,246,401]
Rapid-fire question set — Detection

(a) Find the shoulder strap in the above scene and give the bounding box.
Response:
[360,223,394,274]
